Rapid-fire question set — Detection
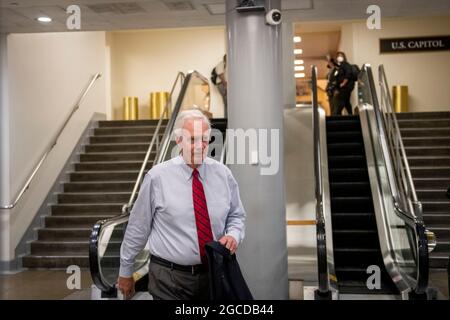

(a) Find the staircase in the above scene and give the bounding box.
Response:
[22,119,167,268]
[22,118,227,269]
[397,111,450,269]
[326,115,398,294]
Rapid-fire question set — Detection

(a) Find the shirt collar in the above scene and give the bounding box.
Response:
[174,155,206,181]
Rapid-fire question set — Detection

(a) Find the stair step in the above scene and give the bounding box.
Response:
[98,120,168,127]
[22,255,90,268]
[400,127,450,137]
[37,227,124,241]
[332,230,379,248]
[94,126,163,135]
[402,137,450,147]
[75,161,152,171]
[85,143,151,153]
[57,192,131,204]
[329,168,369,182]
[330,182,371,197]
[423,213,450,226]
[331,197,374,213]
[37,228,93,241]
[416,189,450,201]
[51,203,123,214]
[328,155,366,169]
[80,152,149,162]
[326,131,362,143]
[395,112,450,120]
[63,181,135,192]
[405,146,450,156]
[30,240,121,255]
[334,248,384,268]
[429,253,450,269]
[90,134,156,144]
[331,212,376,229]
[326,118,361,132]
[413,178,450,189]
[328,143,365,156]
[398,119,450,128]
[408,156,450,167]
[433,240,450,253]
[428,226,450,238]
[410,166,450,178]
[69,170,141,182]
[422,201,450,212]
[337,279,399,295]
[44,215,116,228]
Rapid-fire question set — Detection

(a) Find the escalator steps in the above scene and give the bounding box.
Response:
[326,116,399,295]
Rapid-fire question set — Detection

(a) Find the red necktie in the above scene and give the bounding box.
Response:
[192,168,213,264]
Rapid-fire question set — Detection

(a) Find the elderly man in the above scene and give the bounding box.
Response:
[117,109,246,300]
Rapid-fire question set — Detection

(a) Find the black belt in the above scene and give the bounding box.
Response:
[151,255,207,275]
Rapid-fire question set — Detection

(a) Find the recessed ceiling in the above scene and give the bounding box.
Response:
[0,0,449,33]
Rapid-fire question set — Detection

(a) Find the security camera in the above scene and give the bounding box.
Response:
[266,9,282,25]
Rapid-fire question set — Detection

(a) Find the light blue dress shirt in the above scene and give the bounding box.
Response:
[119,155,246,278]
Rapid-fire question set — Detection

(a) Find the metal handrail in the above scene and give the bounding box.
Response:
[1,73,101,210]
[361,64,429,295]
[378,65,420,215]
[311,65,330,297]
[155,70,210,165]
[220,135,228,164]
[122,72,185,214]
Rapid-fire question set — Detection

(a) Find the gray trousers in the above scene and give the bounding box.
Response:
[148,261,210,300]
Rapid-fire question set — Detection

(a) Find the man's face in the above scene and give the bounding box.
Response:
[176,118,210,166]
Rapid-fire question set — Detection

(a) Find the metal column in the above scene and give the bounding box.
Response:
[226,0,288,299]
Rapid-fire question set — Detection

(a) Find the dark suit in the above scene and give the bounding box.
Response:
[205,241,253,300]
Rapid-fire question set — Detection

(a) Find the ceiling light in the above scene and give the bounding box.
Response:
[293,36,301,43]
[37,16,52,23]
[294,49,303,55]
[294,66,305,71]
[294,59,304,65]
[295,73,306,78]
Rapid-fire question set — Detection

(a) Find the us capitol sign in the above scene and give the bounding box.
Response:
[380,36,450,53]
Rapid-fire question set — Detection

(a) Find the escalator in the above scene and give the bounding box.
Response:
[327,115,398,294]
[312,65,434,299]
[89,70,228,297]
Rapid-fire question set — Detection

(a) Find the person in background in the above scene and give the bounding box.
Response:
[212,54,227,117]
[332,51,355,116]
[326,56,339,115]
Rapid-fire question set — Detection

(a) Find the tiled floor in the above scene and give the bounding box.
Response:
[0,268,448,300]
[0,269,93,300]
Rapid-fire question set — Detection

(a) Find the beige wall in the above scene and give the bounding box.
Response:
[339,15,450,112]
[109,27,226,119]
[1,31,107,262]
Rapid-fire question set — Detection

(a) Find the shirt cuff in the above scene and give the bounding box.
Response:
[119,264,134,278]
[225,229,241,244]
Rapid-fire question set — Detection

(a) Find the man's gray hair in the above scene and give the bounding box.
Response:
[173,108,211,139]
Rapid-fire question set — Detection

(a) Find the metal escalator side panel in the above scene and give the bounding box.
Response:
[358,104,416,297]
[318,107,338,293]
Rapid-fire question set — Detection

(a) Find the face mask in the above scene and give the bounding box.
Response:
[337,56,344,63]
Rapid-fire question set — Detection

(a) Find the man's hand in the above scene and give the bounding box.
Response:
[219,235,238,254]
[117,276,135,299]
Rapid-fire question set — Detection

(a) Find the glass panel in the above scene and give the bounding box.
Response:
[358,67,418,286]
[98,219,150,287]
[180,74,210,113]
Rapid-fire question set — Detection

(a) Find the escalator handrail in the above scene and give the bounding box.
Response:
[311,65,330,295]
[89,70,210,292]
[360,64,429,295]
[123,71,186,216]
